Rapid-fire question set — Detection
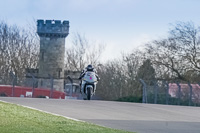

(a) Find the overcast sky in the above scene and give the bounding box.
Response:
[0,0,200,61]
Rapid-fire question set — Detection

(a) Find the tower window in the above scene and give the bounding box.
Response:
[41,80,43,86]
[57,68,62,78]
[42,51,44,61]
[41,50,45,61]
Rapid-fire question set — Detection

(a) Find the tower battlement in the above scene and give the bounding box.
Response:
[37,19,69,37]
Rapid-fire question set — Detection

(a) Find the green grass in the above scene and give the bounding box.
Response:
[0,102,133,133]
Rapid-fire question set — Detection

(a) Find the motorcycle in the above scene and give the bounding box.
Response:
[81,71,98,100]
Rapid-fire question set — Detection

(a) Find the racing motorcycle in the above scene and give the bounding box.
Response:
[81,71,98,100]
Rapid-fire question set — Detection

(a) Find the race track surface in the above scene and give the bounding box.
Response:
[0,97,200,133]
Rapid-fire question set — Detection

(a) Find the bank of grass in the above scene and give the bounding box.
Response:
[0,102,132,133]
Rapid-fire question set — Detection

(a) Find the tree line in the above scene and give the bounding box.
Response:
[0,21,39,85]
[0,20,199,101]
[97,22,200,100]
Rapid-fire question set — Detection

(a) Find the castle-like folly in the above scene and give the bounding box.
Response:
[37,20,69,92]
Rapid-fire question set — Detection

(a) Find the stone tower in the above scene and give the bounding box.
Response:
[37,20,69,92]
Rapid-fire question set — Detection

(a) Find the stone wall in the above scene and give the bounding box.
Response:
[39,37,65,78]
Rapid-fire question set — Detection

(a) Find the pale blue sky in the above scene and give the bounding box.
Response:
[0,0,200,61]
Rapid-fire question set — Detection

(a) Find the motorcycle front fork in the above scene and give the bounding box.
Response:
[80,81,96,94]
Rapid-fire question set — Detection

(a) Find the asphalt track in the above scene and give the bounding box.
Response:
[0,97,200,133]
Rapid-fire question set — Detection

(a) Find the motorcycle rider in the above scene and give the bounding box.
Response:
[79,64,100,93]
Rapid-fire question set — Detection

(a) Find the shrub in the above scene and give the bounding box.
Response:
[36,95,46,98]
[117,96,142,103]
[0,92,7,97]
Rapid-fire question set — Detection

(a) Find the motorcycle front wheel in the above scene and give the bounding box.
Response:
[87,87,92,100]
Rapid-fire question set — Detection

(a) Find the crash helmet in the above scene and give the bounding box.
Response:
[86,64,93,71]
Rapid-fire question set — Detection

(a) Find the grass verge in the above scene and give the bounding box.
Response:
[0,101,133,133]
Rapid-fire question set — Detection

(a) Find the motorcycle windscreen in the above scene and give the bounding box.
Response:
[83,72,97,83]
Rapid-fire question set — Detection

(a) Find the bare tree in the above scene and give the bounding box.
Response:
[65,32,105,71]
[169,22,200,72]
[122,51,145,96]
[97,59,126,100]
[146,38,187,80]
[0,20,39,85]
[97,51,145,100]
[145,21,200,82]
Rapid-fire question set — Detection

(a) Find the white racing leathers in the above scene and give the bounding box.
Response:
[81,71,98,100]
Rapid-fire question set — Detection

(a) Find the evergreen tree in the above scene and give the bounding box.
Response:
[137,59,156,81]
